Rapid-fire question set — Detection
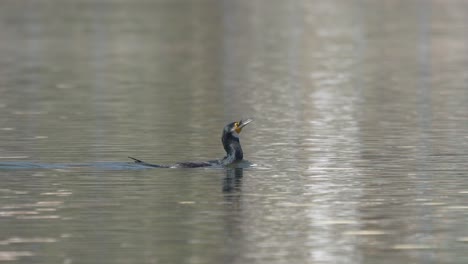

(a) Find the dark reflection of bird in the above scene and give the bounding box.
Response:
[223,168,244,193]
[129,119,253,168]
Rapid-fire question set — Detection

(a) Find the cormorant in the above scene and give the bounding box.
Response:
[129,119,253,168]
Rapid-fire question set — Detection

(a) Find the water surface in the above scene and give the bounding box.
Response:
[0,0,467,263]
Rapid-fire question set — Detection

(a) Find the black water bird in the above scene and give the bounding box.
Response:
[129,119,253,168]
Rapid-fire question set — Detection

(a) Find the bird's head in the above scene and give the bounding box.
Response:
[222,118,253,139]
[221,118,253,160]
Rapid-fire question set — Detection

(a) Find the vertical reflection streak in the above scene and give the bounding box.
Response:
[303,1,364,262]
[90,3,108,159]
[23,2,44,145]
[415,1,435,260]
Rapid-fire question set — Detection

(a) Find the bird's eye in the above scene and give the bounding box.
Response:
[234,122,239,128]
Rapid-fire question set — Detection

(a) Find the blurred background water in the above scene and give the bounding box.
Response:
[0,0,467,263]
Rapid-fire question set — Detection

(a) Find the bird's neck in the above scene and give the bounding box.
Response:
[222,140,243,165]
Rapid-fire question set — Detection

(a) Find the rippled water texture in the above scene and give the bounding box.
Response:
[0,0,467,263]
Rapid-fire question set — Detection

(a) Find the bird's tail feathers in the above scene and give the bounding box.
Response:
[128,156,163,167]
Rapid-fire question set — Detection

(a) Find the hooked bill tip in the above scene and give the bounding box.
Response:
[239,118,253,127]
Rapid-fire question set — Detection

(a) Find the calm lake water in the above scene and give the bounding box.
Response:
[1,0,467,263]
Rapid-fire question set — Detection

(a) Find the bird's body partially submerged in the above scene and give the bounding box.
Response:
[129,119,253,168]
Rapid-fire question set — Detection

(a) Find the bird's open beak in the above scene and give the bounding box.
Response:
[233,118,253,134]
